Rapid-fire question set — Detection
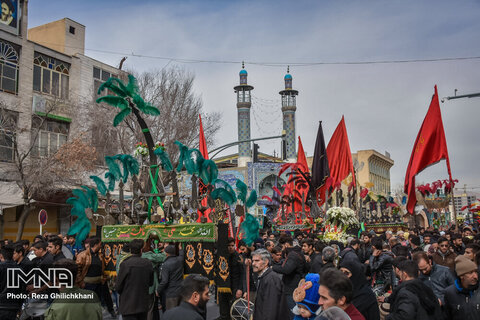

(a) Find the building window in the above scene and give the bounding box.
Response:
[0,41,19,94]
[69,26,75,34]
[93,67,116,98]
[31,117,69,157]
[0,109,18,162]
[33,52,70,99]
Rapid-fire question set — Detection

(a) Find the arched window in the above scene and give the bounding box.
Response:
[258,174,286,199]
[33,52,70,99]
[0,41,19,94]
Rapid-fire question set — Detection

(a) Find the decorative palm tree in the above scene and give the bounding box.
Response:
[96,75,160,166]
[96,75,167,217]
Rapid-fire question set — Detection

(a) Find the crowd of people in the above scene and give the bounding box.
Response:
[0,224,478,320]
[231,225,480,320]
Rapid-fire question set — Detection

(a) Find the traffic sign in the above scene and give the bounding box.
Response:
[38,209,48,225]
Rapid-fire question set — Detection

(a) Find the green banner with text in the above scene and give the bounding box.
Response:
[101,223,217,242]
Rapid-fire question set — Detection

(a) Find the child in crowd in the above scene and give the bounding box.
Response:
[292,273,322,320]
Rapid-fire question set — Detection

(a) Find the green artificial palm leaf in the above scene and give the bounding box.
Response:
[133,94,146,110]
[97,78,113,94]
[236,179,248,203]
[66,197,85,217]
[175,141,189,172]
[246,189,258,208]
[185,148,204,175]
[96,95,128,109]
[81,186,98,212]
[126,74,139,96]
[241,213,260,246]
[67,214,90,234]
[105,172,116,191]
[67,217,91,250]
[211,188,236,205]
[113,108,131,127]
[105,156,122,180]
[109,78,129,96]
[154,148,173,171]
[125,155,140,176]
[214,179,237,203]
[97,78,126,97]
[72,189,90,209]
[114,154,130,183]
[90,175,107,196]
[141,105,161,116]
[199,159,218,185]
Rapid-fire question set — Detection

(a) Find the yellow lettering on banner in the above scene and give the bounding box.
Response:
[415,135,425,154]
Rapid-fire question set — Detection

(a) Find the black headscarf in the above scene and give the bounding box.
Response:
[339,258,367,292]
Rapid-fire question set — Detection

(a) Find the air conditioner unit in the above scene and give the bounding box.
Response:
[32,95,46,113]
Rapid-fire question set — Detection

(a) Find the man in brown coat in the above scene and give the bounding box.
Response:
[431,237,456,273]
[75,237,104,287]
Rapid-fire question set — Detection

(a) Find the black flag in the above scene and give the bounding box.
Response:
[311,121,330,190]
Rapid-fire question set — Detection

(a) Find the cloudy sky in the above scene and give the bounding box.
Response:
[29,0,480,192]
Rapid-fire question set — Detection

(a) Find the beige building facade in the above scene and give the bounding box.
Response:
[0,1,122,241]
[352,149,394,195]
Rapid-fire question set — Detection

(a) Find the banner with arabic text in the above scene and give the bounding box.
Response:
[101,223,217,242]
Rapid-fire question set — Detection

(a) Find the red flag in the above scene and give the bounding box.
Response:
[277,137,311,223]
[199,114,209,159]
[297,137,309,173]
[198,114,212,222]
[326,116,355,187]
[404,85,453,213]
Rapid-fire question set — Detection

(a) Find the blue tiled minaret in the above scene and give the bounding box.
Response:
[280,67,298,162]
[234,63,254,167]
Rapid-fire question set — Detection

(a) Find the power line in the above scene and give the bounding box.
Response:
[29,40,480,67]
[85,50,480,67]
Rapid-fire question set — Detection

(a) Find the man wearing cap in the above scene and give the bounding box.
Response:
[444,255,480,320]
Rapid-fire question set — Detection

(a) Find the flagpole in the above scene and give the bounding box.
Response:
[451,188,458,233]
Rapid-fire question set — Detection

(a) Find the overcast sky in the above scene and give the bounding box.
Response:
[29,0,480,192]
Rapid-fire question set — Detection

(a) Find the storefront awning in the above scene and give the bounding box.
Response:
[0,181,24,209]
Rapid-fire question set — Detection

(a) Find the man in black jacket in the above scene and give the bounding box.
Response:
[13,244,32,273]
[317,246,336,275]
[443,255,480,320]
[359,232,373,264]
[116,239,154,320]
[157,244,183,311]
[31,240,54,268]
[0,245,24,320]
[218,238,243,320]
[384,260,442,320]
[369,237,394,295]
[162,274,210,320]
[252,249,289,320]
[272,236,306,316]
[47,236,66,262]
[413,251,454,305]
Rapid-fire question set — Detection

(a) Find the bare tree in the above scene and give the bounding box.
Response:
[0,99,97,241]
